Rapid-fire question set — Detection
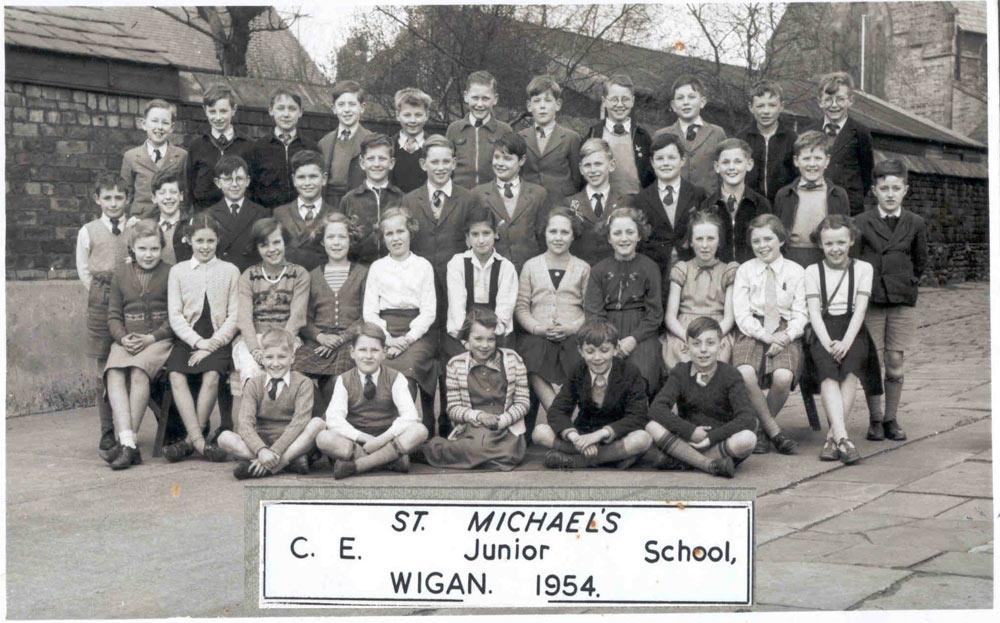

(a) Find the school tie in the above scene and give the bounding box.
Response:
[725,195,737,219]
[229,203,240,217]
[592,192,604,219]
[153,148,162,163]
[267,378,281,401]
[763,265,780,334]
[536,126,546,139]
[303,204,316,222]
[686,124,700,142]
[503,182,513,199]
[884,215,899,231]
[214,134,231,150]
[339,129,350,141]
[824,123,838,139]
[161,221,175,236]
[695,372,709,387]
[404,136,418,153]
[612,123,626,136]
[432,190,444,219]
[278,132,292,146]
[363,374,376,400]
[592,374,607,406]
[110,217,121,236]
[661,185,675,208]
[474,118,484,128]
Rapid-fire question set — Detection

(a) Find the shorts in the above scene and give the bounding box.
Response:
[864,305,915,356]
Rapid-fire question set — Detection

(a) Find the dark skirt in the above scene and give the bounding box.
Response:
[517,332,581,386]
[86,273,114,359]
[422,425,526,471]
[607,307,661,394]
[164,295,232,375]
[293,328,355,377]
[808,313,883,394]
[381,309,438,396]
[732,318,802,390]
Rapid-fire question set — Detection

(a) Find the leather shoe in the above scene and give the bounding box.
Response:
[753,434,772,454]
[199,442,229,463]
[866,422,885,441]
[163,440,194,463]
[837,438,861,465]
[710,456,736,478]
[771,433,798,455]
[883,420,907,441]
[110,445,138,471]
[543,449,582,469]
[819,438,839,461]
[333,459,358,480]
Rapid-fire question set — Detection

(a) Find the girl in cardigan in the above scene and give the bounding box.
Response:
[732,214,808,455]
[806,215,881,465]
[583,206,663,394]
[422,308,530,470]
[104,219,174,469]
[362,207,439,434]
[662,210,739,369]
[164,213,240,462]
[231,218,311,421]
[515,207,591,447]
[293,212,368,418]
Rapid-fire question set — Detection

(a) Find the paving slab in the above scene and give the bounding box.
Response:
[755,521,798,545]
[934,498,994,522]
[859,491,969,519]
[899,461,992,499]
[808,510,915,534]
[861,518,993,553]
[755,493,863,530]
[860,573,993,610]
[914,552,994,578]
[819,542,941,569]
[754,561,910,610]
[781,480,895,503]
[757,532,865,562]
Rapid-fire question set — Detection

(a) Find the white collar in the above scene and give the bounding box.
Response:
[298,196,322,208]
[586,183,611,199]
[605,117,631,133]
[878,206,902,219]
[657,179,681,194]
[158,214,180,226]
[463,248,500,267]
[823,116,847,131]
[212,128,235,142]
[365,179,389,192]
[337,124,358,139]
[274,127,297,141]
[398,132,425,148]
[535,120,557,135]
[357,367,381,385]
[225,197,245,209]
[267,371,292,388]
[427,180,453,198]
[189,256,218,269]
[679,116,706,132]
[751,256,786,275]
[589,368,611,386]
[469,113,491,127]
[100,213,123,229]
[496,177,520,191]
[722,186,745,203]
[146,141,168,160]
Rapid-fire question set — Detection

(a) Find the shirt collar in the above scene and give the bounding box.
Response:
[226,197,245,209]
[589,368,611,386]
[189,256,218,269]
[798,178,827,190]
[586,182,611,199]
[357,367,380,385]
[427,180,453,198]
[605,117,631,133]
[752,255,786,275]
[722,187,745,204]
[337,124,358,140]
[690,363,718,383]
[366,179,389,192]
[463,248,499,267]
[398,132,425,148]
[536,120,557,135]
[878,206,902,219]
[470,350,503,372]
[469,113,492,127]
[496,177,520,192]
[159,215,180,227]
[657,179,681,194]
[297,197,322,217]
[680,116,705,132]
[146,141,167,160]
[212,128,235,142]
[268,371,292,387]
[823,116,846,132]
[274,127,297,142]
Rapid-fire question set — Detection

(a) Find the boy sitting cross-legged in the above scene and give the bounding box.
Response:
[317,322,430,479]
[218,328,326,479]
[538,318,653,469]
[643,316,757,478]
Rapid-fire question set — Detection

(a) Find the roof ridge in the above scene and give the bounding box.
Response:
[853,90,984,147]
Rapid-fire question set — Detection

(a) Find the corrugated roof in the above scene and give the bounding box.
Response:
[179,71,333,114]
[951,1,987,33]
[874,149,987,179]
[4,6,327,84]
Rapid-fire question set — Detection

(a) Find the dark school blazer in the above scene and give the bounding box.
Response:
[519,122,583,201]
[809,116,875,215]
[635,179,707,269]
[205,198,269,273]
[586,120,656,189]
[473,179,550,273]
[854,208,928,306]
[737,119,798,203]
[653,120,727,195]
[272,200,337,271]
[679,187,771,264]
[561,185,636,266]
[547,358,649,439]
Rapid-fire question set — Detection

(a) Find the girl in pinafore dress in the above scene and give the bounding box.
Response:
[422,308,530,470]
[293,212,368,417]
[362,207,439,433]
[732,214,807,456]
[663,210,739,370]
[583,206,663,395]
[230,218,311,421]
[515,207,591,447]
[104,219,174,469]
[164,213,240,462]
[805,215,882,465]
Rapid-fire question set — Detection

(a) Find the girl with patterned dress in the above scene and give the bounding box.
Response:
[293,212,368,417]
[662,210,739,369]
[583,206,663,395]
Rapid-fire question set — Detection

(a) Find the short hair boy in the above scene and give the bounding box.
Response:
[636,132,707,269]
[539,318,653,469]
[854,159,928,442]
[773,130,851,268]
[679,138,769,263]
[317,322,430,479]
[199,155,269,272]
[391,87,432,193]
[738,80,796,203]
[185,85,251,210]
[147,169,185,264]
[216,328,325,478]
[246,88,321,209]
[318,80,374,206]
[520,74,583,200]
[472,130,551,272]
[815,71,874,215]
[341,134,405,264]
[653,75,727,195]
[586,73,654,194]
[120,99,188,219]
[272,149,334,271]
[445,70,514,188]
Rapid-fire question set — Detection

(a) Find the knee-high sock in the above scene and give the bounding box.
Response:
[97,385,115,444]
[884,377,903,422]
[654,430,713,473]
[356,438,402,473]
[865,389,884,423]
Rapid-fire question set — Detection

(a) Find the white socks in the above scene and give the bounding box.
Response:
[118,430,137,449]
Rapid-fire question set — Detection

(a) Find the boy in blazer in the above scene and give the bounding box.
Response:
[446,71,514,188]
[814,72,875,216]
[586,73,654,194]
[204,155,268,273]
[738,80,797,204]
[186,85,251,211]
[473,131,550,272]
[541,319,652,469]
[654,75,727,195]
[318,80,374,207]
[564,138,635,266]
[121,99,188,219]
[854,159,928,442]
[246,88,321,209]
[273,149,333,271]
[519,74,582,201]
[341,134,406,265]
[636,132,706,273]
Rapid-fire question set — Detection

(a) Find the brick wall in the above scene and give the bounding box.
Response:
[4,80,412,279]
[906,173,989,284]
